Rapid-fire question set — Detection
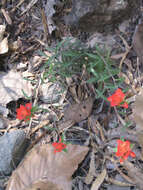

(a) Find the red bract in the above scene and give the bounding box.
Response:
[107,88,128,108]
[52,138,67,153]
[116,140,136,163]
[16,103,32,121]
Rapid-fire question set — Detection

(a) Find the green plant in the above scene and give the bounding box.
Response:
[42,38,87,82]
[42,38,125,99]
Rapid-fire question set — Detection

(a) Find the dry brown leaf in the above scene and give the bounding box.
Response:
[0,37,8,54]
[123,160,143,189]
[1,9,12,25]
[132,89,143,131]
[85,151,95,184]
[6,144,89,190]
[0,25,6,41]
[69,86,79,103]
[107,177,133,187]
[0,70,32,106]
[137,133,143,160]
[130,91,143,160]
[64,97,93,123]
[91,168,107,190]
[132,20,143,64]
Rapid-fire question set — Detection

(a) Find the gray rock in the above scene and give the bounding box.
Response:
[0,130,29,175]
[0,118,5,129]
[0,117,7,129]
[64,0,141,32]
[0,106,8,117]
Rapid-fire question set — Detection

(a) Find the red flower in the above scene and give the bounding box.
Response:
[52,138,67,153]
[116,140,136,163]
[107,88,128,108]
[16,103,32,121]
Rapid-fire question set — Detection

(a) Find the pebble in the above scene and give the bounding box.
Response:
[0,129,29,175]
[0,117,7,129]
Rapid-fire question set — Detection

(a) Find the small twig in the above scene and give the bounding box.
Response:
[117,34,132,71]
[105,156,135,185]
[39,0,50,43]
[114,106,126,126]
[27,73,43,137]
[30,120,50,136]
[20,0,39,15]
[136,57,142,87]
[11,0,25,12]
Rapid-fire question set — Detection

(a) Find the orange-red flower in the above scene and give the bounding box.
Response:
[52,138,67,153]
[16,103,32,121]
[107,88,128,108]
[116,140,136,163]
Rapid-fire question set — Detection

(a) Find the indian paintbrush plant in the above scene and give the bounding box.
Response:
[41,38,125,100]
[16,103,37,122]
[24,39,134,162]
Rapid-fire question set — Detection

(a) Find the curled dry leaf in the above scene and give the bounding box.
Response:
[6,144,89,190]
[0,25,6,41]
[85,151,95,185]
[1,9,12,25]
[132,20,143,63]
[123,160,143,189]
[132,89,143,131]
[0,25,8,54]
[0,37,8,54]
[91,169,107,190]
[64,97,93,123]
[132,89,143,160]
[0,70,32,106]
[137,132,143,160]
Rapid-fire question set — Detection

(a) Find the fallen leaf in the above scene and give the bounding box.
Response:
[0,37,8,54]
[0,70,32,106]
[91,168,107,190]
[132,20,143,63]
[64,97,93,123]
[85,151,95,184]
[0,25,6,41]
[122,160,143,189]
[1,9,12,25]
[132,89,143,131]
[6,144,89,190]
[137,133,143,160]
[45,0,56,34]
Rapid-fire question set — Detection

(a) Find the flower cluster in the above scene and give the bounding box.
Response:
[107,88,128,108]
[116,139,136,163]
[52,138,67,153]
[16,103,33,121]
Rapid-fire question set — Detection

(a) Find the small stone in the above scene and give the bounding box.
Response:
[0,118,5,129]
[0,130,29,175]
[0,105,8,117]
